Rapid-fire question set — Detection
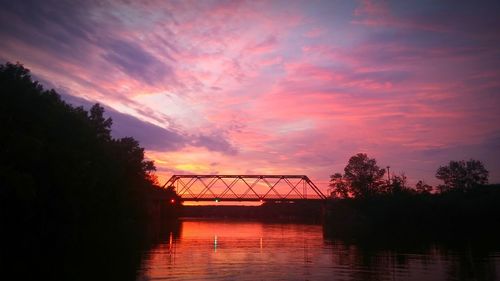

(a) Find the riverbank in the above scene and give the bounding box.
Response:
[324,184,500,238]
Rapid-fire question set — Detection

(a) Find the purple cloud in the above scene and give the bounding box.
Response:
[101,39,175,86]
[1,0,500,187]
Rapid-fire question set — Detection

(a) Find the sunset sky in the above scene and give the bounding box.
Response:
[1,0,499,190]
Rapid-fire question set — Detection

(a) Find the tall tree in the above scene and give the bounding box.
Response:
[329,153,386,198]
[0,62,178,236]
[436,159,489,192]
[344,153,386,197]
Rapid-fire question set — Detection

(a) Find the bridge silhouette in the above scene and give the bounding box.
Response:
[162,175,327,202]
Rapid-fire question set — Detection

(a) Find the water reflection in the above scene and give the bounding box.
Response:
[137,219,500,281]
[324,232,500,281]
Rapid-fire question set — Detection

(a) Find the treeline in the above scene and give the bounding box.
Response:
[0,62,178,243]
[325,153,500,237]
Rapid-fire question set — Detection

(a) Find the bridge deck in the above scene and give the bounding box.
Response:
[180,198,326,202]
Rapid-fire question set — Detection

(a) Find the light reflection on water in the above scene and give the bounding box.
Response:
[136,219,500,281]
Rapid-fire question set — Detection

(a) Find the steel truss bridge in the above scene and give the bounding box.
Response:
[162,175,327,202]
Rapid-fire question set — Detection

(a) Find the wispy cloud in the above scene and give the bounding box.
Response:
[1,0,499,187]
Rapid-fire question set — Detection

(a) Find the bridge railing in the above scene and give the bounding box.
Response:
[162,175,327,201]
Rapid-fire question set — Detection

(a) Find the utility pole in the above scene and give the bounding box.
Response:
[386,166,391,184]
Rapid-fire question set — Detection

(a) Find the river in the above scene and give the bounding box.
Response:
[136,219,500,281]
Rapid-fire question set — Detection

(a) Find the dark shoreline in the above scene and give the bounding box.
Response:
[324,184,500,239]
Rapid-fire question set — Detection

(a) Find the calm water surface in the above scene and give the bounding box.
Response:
[136,219,500,281]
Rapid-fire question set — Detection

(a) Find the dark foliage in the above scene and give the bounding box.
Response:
[383,173,412,194]
[329,153,386,198]
[326,154,499,238]
[328,172,349,198]
[325,185,500,238]
[436,159,489,192]
[0,62,179,243]
[415,180,433,194]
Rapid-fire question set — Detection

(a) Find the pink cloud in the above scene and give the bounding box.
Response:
[1,0,499,188]
[246,35,279,54]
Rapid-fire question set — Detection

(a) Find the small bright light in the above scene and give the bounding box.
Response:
[215,199,219,202]
[170,199,175,204]
[214,235,218,252]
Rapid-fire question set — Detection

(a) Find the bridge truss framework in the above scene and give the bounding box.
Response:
[162,175,327,202]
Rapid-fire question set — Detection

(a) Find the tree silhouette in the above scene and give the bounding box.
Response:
[436,159,489,192]
[415,180,433,194]
[329,153,386,198]
[328,172,349,198]
[344,153,386,198]
[0,62,178,240]
[385,173,411,194]
[325,155,500,238]
[89,103,113,141]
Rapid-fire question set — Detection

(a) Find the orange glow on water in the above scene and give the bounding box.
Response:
[180,220,266,239]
